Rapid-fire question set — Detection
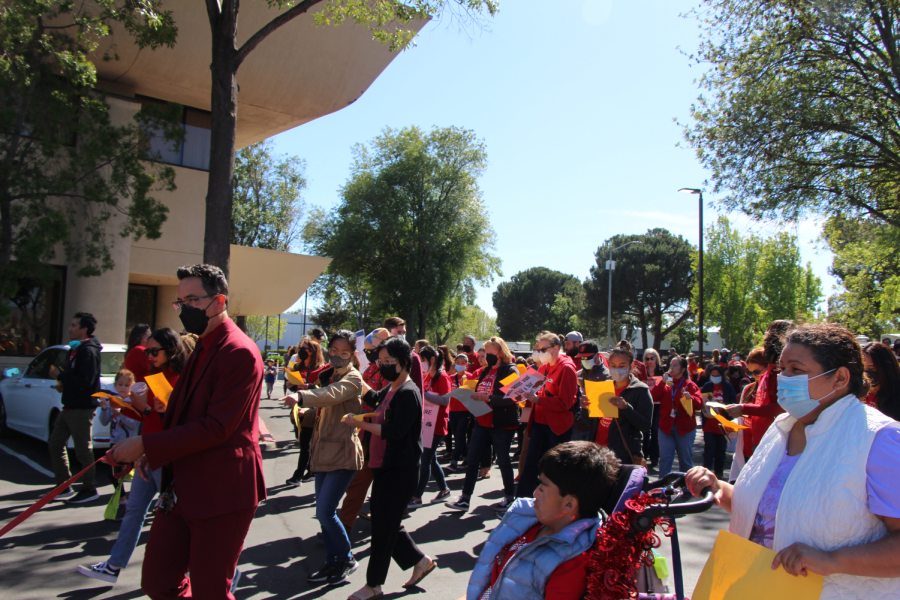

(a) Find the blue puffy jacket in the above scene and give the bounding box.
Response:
[467,498,600,600]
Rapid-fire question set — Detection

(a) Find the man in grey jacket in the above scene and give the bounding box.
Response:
[48,312,102,504]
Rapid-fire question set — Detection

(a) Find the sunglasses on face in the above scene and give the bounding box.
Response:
[749,369,763,377]
[144,347,165,357]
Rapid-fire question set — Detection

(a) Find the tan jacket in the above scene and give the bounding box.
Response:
[299,365,364,472]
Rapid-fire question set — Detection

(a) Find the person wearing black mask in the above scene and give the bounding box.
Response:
[461,334,479,374]
[344,336,437,599]
[284,336,326,486]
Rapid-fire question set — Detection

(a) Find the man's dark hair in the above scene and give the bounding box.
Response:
[127,324,150,350]
[74,312,97,336]
[176,264,229,298]
[310,327,326,341]
[382,336,413,372]
[538,441,620,520]
[384,316,405,331]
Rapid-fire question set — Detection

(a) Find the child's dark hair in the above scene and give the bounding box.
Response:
[538,441,620,520]
[418,345,444,387]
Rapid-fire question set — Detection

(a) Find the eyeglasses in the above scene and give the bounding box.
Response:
[377,359,399,367]
[749,369,764,377]
[144,347,165,357]
[328,348,353,360]
[172,294,218,311]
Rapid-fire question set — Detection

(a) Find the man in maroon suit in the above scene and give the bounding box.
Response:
[111,264,265,599]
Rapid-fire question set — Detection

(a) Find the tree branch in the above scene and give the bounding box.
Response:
[235,0,325,68]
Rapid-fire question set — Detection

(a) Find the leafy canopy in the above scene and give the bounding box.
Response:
[492,267,583,342]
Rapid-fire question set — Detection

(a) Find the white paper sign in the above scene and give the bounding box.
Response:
[502,368,546,400]
[422,399,439,449]
[448,388,492,417]
[355,329,368,372]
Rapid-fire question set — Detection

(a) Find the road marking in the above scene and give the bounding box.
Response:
[0,443,54,478]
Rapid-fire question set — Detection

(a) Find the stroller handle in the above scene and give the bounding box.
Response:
[631,472,716,533]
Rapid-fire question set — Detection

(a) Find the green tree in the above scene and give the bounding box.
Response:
[493,268,583,342]
[438,305,498,346]
[583,229,695,351]
[683,1,900,229]
[199,0,498,278]
[244,315,288,348]
[304,126,500,342]
[232,141,307,251]
[0,0,181,309]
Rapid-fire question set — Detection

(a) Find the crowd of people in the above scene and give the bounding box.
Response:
[29,265,900,599]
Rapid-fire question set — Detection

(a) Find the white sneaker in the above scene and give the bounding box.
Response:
[76,561,120,584]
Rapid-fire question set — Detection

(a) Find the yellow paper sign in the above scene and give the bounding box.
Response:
[145,372,174,408]
[693,530,823,600]
[584,380,619,418]
[344,412,379,422]
[285,368,305,386]
[462,379,478,391]
[713,412,749,431]
[516,364,527,375]
[92,392,132,411]
[680,394,694,415]
[500,372,519,387]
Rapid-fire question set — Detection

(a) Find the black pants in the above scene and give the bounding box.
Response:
[367,465,424,587]
[293,425,314,478]
[462,424,516,498]
[449,411,470,466]
[516,422,572,498]
[703,432,728,478]
[645,404,661,465]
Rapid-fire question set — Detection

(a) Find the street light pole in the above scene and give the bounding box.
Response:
[679,188,704,359]
[606,240,642,349]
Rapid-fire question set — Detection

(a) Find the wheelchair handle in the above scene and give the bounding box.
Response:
[632,472,716,533]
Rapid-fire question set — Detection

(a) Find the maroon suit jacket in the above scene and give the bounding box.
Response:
[144,318,266,519]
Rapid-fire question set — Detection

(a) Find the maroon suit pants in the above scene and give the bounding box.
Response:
[141,504,256,599]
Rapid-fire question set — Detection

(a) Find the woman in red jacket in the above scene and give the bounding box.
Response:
[517,332,579,499]
[410,345,452,506]
[725,320,792,452]
[123,324,152,385]
[650,356,702,478]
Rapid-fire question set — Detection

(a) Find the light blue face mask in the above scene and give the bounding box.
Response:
[454,364,466,372]
[710,376,722,384]
[776,369,837,419]
[609,367,630,382]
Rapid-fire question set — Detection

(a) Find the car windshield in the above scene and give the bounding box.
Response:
[101,352,126,377]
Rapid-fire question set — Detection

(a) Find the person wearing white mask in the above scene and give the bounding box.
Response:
[687,323,900,599]
[573,340,611,443]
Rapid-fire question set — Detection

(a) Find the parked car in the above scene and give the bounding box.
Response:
[0,344,127,449]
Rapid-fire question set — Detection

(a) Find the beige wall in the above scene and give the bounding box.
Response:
[155,285,182,332]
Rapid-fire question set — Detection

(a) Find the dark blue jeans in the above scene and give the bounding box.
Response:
[449,411,471,466]
[516,421,573,498]
[462,424,516,499]
[314,469,357,564]
[415,435,448,498]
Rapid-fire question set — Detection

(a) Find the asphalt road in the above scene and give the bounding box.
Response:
[0,388,730,599]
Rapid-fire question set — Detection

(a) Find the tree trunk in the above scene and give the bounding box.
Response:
[236,314,247,332]
[652,310,663,351]
[204,1,239,278]
[639,311,649,352]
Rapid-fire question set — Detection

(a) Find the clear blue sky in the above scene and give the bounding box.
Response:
[272,0,837,317]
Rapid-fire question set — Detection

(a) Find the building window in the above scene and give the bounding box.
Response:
[139,97,211,171]
[0,266,66,357]
[126,284,157,343]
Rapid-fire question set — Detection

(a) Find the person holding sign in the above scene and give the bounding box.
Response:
[446,353,473,473]
[650,356,702,478]
[446,337,521,514]
[410,346,452,506]
[516,332,579,500]
[699,364,737,480]
[77,328,188,585]
[687,323,900,599]
[282,330,364,586]
[285,336,327,487]
[582,345,652,466]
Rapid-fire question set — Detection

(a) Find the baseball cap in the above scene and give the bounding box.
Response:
[575,341,599,359]
[566,331,583,343]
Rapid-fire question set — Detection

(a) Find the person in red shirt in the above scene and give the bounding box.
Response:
[650,356,702,478]
[516,332,579,499]
[124,324,152,384]
[285,335,328,487]
[699,364,736,479]
[462,334,480,374]
[447,353,472,473]
[410,346,452,506]
[467,441,619,600]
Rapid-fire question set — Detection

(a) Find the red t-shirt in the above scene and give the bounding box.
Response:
[480,523,587,600]
[702,384,725,434]
[124,346,152,383]
[424,371,451,436]
[449,371,468,412]
[466,351,480,373]
[475,368,498,428]
[534,356,578,435]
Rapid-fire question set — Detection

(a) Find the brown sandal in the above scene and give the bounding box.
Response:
[403,557,438,588]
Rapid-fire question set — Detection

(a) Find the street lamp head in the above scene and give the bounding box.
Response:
[678,188,702,194]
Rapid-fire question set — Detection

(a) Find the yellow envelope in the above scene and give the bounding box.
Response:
[584,380,618,418]
[713,412,749,431]
[285,368,305,386]
[500,372,519,387]
[92,392,132,411]
[693,530,823,600]
[516,364,527,375]
[145,372,174,407]
[462,379,478,391]
[680,394,694,414]
[344,412,379,422]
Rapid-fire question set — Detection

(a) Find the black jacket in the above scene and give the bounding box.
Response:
[607,375,653,464]
[477,362,521,429]
[362,378,422,471]
[58,336,102,410]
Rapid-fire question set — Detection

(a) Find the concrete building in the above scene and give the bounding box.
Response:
[0,3,425,369]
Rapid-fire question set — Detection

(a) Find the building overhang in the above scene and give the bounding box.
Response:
[91,1,428,148]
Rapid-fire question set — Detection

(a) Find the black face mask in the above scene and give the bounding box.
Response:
[297,348,309,361]
[462,345,472,353]
[485,353,499,367]
[365,348,380,363]
[179,303,210,336]
[379,363,401,382]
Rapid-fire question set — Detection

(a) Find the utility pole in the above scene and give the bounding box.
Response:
[679,188,705,358]
[606,240,642,349]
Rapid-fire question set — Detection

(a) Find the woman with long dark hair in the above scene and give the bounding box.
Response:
[285,335,327,486]
[123,323,152,388]
[77,327,188,584]
[863,342,900,421]
[409,345,451,506]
